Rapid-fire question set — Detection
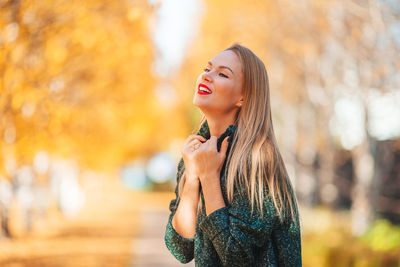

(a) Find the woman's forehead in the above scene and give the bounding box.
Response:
[209,50,242,73]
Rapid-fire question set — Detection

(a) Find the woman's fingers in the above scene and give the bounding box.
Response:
[183,139,204,153]
[181,136,206,155]
[183,135,206,147]
[187,139,203,147]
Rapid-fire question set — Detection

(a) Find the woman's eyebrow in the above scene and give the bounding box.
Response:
[207,61,234,75]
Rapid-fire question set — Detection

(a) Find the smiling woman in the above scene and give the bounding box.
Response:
[193,49,244,122]
[164,43,303,267]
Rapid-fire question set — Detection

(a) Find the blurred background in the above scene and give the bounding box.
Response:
[1,0,400,266]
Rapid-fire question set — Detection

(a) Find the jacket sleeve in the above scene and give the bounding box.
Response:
[198,186,279,267]
[164,158,195,264]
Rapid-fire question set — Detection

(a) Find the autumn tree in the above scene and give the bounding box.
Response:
[0,0,175,175]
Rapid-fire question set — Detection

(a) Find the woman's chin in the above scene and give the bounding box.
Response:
[193,97,205,107]
[193,99,208,109]
[193,96,217,115]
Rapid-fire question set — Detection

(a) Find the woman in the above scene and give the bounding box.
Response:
[164,43,302,267]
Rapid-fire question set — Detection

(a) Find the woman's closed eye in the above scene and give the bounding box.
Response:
[203,68,228,78]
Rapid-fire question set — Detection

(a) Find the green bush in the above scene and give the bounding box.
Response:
[303,217,400,267]
[360,219,400,252]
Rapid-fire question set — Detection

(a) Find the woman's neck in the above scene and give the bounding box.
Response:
[205,115,237,138]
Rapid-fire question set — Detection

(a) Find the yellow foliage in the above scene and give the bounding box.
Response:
[0,0,181,174]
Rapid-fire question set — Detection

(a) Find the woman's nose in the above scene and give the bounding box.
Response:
[202,72,211,82]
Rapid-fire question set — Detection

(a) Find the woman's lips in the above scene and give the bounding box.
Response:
[198,84,212,95]
[198,88,211,95]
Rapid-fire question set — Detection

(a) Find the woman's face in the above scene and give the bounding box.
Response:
[193,50,243,116]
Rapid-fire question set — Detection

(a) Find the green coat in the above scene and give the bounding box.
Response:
[164,120,302,266]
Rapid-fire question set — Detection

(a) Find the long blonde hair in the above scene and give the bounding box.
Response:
[177,43,300,227]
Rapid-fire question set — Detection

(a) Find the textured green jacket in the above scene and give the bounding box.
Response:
[164,120,302,266]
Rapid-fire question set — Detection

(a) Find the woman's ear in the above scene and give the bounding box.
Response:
[236,97,244,107]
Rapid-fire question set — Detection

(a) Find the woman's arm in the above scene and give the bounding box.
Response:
[201,172,226,216]
[165,134,206,263]
[171,176,200,238]
[164,159,199,264]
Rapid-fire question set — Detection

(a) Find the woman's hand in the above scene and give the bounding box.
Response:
[194,136,229,179]
[181,134,207,184]
[194,136,229,215]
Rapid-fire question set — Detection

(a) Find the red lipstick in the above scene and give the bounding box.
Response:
[198,83,212,95]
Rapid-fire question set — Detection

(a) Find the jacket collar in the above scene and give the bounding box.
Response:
[196,120,238,152]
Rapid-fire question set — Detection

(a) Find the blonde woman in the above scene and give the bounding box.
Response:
[164,43,302,266]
